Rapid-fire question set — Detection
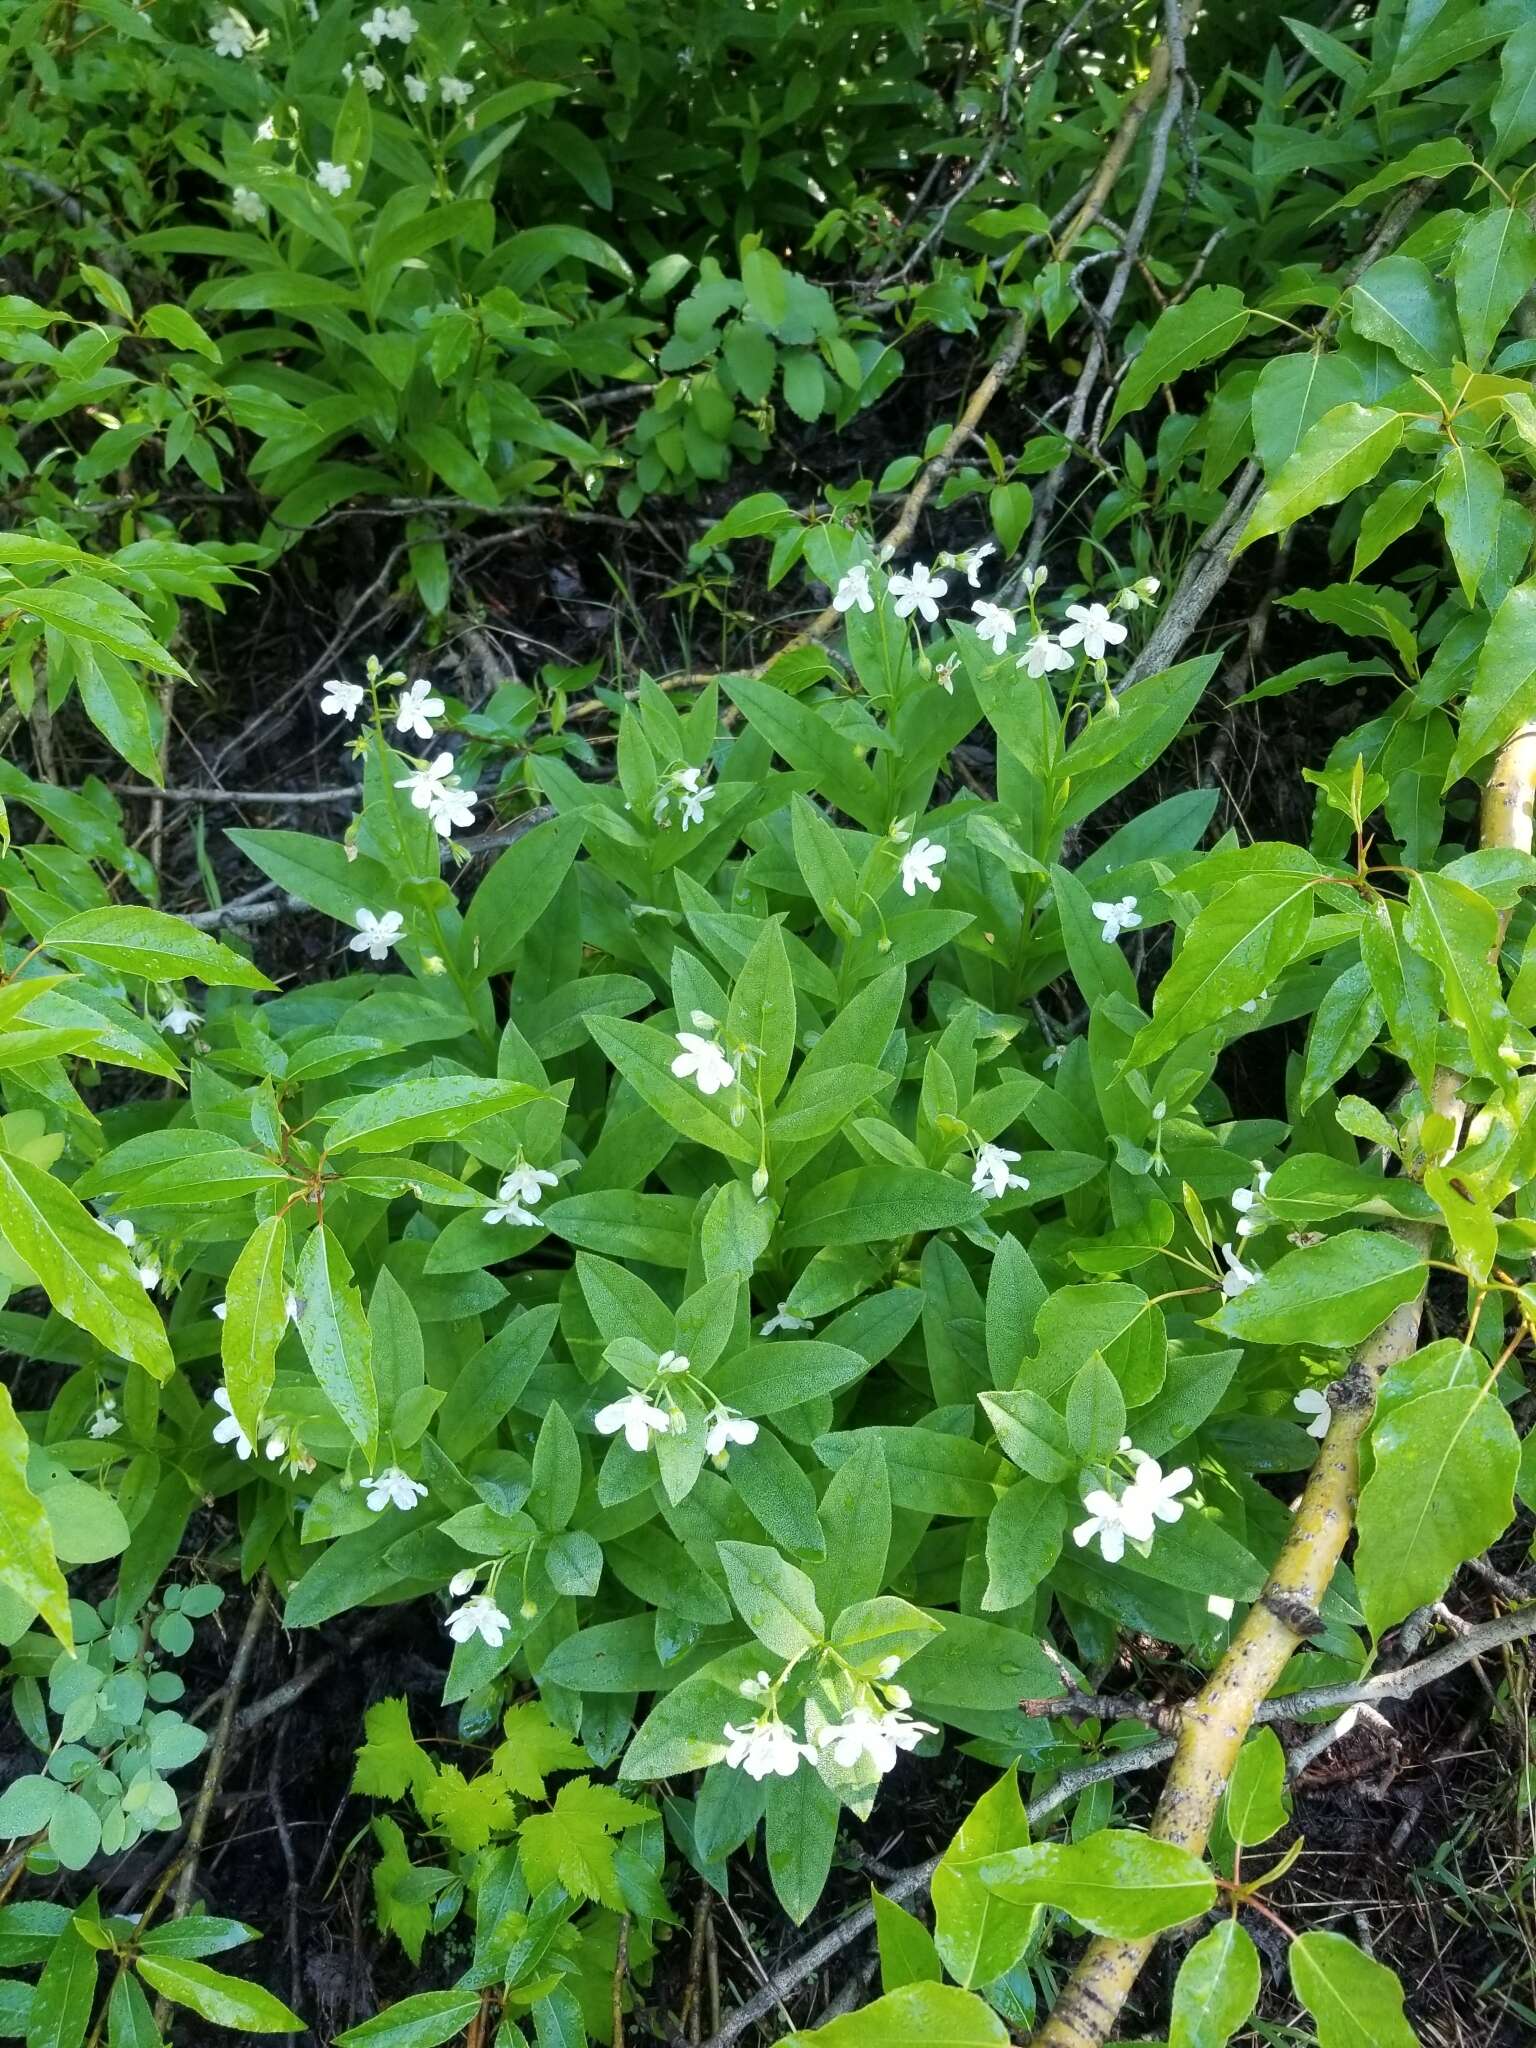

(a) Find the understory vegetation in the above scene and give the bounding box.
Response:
[3,0,1536,2043]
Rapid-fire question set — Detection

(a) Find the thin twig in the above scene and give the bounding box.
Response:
[111,783,362,806]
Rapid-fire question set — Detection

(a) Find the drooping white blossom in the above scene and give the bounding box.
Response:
[1019,632,1073,679]
[403,71,428,102]
[760,1302,813,1336]
[1091,895,1140,944]
[162,1003,200,1036]
[449,1567,478,1598]
[364,1466,428,1512]
[888,562,947,623]
[816,1702,936,1774]
[594,1391,671,1453]
[899,835,946,897]
[958,540,996,588]
[1059,601,1128,662]
[88,1397,120,1440]
[320,676,365,721]
[671,1031,736,1096]
[211,1385,254,1461]
[705,1407,758,1458]
[1219,1242,1260,1298]
[439,75,473,106]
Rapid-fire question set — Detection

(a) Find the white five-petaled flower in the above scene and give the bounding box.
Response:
[211,1385,254,1461]
[671,1031,736,1096]
[705,1407,758,1458]
[1219,1242,1260,1298]
[722,1718,816,1781]
[162,1003,200,1036]
[231,186,265,223]
[888,562,947,623]
[428,778,476,838]
[816,1702,937,1774]
[1019,632,1073,679]
[439,75,473,106]
[445,1594,511,1648]
[358,59,385,90]
[364,1466,428,1513]
[393,678,444,741]
[209,10,254,57]
[484,1184,537,1230]
[315,160,352,199]
[833,563,875,614]
[361,3,415,40]
[320,676,365,721]
[899,835,946,897]
[397,754,453,811]
[88,1397,120,1440]
[1059,602,1128,662]
[349,907,404,960]
[1091,895,1140,944]
[500,1161,560,1209]
[1073,1485,1154,1564]
[971,1142,1030,1200]
[760,1302,813,1336]
[672,765,714,832]
[971,600,1016,654]
[1123,1456,1192,1527]
[959,541,995,588]
[1294,1387,1331,1439]
[403,71,428,102]
[595,1391,671,1453]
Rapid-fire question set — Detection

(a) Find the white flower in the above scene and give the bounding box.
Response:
[162,1003,200,1036]
[1019,632,1073,678]
[210,10,254,58]
[671,1031,736,1096]
[1123,1456,1192,1528]
[971,600,1016,654]
[888,562,947,623]
[1058,602,1128,662]
[1238,989,1270,1015]
[1294,1387,1331,1439]
[1118,575,1161,612]
[899,835,946,897]
[672,765,715,832]
[230,185,265,223]
[1091,895,1140,944]
[1207,1593,1235,1621]
[959,541,995,589]
[816,1703,937,1774]
[1072,1485,1155,1564]
[315,161,352,199]
[833,563,875,614]
[359,59,385,90]
[364,1466,428,1512]
[1219,1242,1259,1298]
[722,1718,815,1781]
[439,75,473,106]
[446,1594,511,1648]
[383,4,417,37]
[87,1398,120,1440]
[705,1407,758,1457]
[403,71,428,102]
[657,1349,691,1375]
[393,678,444,741]
[211,1385,254,1461]
[137,1260,161,1293]
[449,1567,478,1597]
[348,907,404,961]
[760,1302,812,1336]
[971,1142,1030,1200]
[428,780,477,838]
[499,1162,559,1209]
[360,5,390,39]
[595,1391,671,1453]
[484,1187,538,1229]
[254,116,276,142]
[396,752,453,811]
[263,1428,314,1478]
[320,677,365,721]
[1231,1163,1271,1229]
[738,1670,772,1700]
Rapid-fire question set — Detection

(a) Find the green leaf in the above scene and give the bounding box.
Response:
[1436,444,1503,606]
[983,1483,1066,1614]
[717,1540,824,1657]
[978,1830,1216,1938]
[765,1765,840,1924]
[1237,404,1404,550]
[1348,256,1459,372]
[871,1889,942,1992]
[1289,1931,1417,2048]
[27,1920,96,2048]
[1447,578,1536,783]
[727,918,796,1103]
[335,1992,481,2048]
[41,907,272,989]
[0,1384,70,1652]
[782,1167,982,1247]
[0,1156,173,1381]
[1169,1920,1261,2048]
[781,1980,1007,2046]
[351,1697,434,1802]
[323,1078,538,1157]
[1110,285,1249,426]
[1215,1230,1426,1348]
[1402,870,1509,1078]
[932,1768,1040,1988]
[587,1015,757,1164]
[1223,1727,1290,1846]
[463,812,585,980]
[295,1227,378,1455]
[133,1959,302,2033]
[1354,1385,1520,1638]
[517,1776,647,1911]
[1452,205,1536,369]
[494,1700,586,1800]
[1131,861,1318,1066]
[221,1213,288,1450]
[1491,19,1536,163]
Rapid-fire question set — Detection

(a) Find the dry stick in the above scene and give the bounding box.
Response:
[1027,734,1536,2048]
[613,1911,631,2048]
[110,782,362,806]
[1024,0,1192,568]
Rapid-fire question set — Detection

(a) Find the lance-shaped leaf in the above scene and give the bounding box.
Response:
[41,906,273,988]
[0,1381,72,1648]
[222,1213,290,1448]
[1237,404,1404,551]
[1109,285,1250,426]
[1447,578,1536,784]
[296,1226,378,1456]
